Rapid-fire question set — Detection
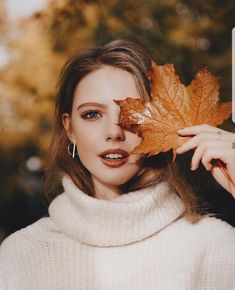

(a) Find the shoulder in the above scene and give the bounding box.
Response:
[177,214,235,241]
[173,214,235,259]
[165,214,235,255]
[192,215,234,239]
[196,215,235,253]
[0,216,73,284]
[0,216,68,256]
[0,217,70,288]
[175,213,234,233]
[188,216,235,287]
[172,215,235,285]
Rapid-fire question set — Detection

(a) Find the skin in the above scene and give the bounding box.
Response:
[62,65,235,200]
[62,65,145,200]
[176,124,235,198]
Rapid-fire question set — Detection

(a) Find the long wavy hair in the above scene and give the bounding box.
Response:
[44,39,204,223]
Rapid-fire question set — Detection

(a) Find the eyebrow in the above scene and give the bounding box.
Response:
[77,102,107,111]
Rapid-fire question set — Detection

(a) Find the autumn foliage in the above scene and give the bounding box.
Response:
[115,62,232,159]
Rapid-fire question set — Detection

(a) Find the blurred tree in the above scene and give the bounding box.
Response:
[0,0,234,241]
[0,1,6,32]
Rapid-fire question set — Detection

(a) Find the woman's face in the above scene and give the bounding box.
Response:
[63,65,145,196]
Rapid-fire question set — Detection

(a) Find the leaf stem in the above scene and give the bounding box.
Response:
[216,160,235,187]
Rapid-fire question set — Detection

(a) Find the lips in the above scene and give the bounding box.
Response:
[99,149,129,168]
[99,148,129,158]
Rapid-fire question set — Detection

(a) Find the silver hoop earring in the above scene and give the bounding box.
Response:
[68,141,77,159]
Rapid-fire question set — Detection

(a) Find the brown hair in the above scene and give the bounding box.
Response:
[44,39,204,223]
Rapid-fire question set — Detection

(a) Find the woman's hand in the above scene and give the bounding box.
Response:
[176,124,235,198]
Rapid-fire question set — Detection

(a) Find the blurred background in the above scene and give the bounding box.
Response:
[0,0,234,243]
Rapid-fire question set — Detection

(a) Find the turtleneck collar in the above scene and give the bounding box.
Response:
[49,176,185,247]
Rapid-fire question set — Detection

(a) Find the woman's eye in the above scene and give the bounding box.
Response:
[81,110,102,119]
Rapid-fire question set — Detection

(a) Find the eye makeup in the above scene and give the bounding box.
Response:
[80,110,102,120]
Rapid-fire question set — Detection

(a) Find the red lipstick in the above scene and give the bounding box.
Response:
[99,149,129,168]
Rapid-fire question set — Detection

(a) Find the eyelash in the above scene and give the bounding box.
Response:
[81,110,102,120]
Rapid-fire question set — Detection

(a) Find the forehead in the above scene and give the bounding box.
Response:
[73,65,141,104]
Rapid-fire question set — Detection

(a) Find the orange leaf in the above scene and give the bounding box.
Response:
[115,61,232,160]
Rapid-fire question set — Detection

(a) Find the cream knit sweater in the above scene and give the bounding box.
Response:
[0,176,235,290]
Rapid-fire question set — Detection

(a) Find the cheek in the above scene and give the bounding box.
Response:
[72,124,100,156]
[77,133,95,151]
[125,131,142,146]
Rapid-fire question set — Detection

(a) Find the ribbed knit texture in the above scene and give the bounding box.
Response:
[0,176,235,290]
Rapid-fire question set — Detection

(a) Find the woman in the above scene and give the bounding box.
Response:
[0,39,235,289]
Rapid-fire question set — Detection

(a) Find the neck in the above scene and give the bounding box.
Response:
[49,176,185,246]
[92,177,121,200]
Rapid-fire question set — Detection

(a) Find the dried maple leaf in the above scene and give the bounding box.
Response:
[114,61,232,160]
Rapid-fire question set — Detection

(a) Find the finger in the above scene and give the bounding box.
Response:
[191,143,209,170]
[178,125,235,140]
[176,133,208,153]
[190,141,230,170]
[176,134,230,154]
[201,148,230,171]
[177,124,215,135]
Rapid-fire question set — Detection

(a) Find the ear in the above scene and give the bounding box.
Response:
[62,113,74,142]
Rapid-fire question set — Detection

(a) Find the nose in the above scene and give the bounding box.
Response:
[105,116,125,142]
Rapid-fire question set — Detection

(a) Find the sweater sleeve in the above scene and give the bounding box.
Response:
[0,235,18,289]
[0,260,6,290]
[0,238,8,289]
[0,230,33,289]
[0,277,6,290]
[199,219,235,290]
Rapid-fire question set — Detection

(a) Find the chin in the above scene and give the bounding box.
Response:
[98,171,139,186]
